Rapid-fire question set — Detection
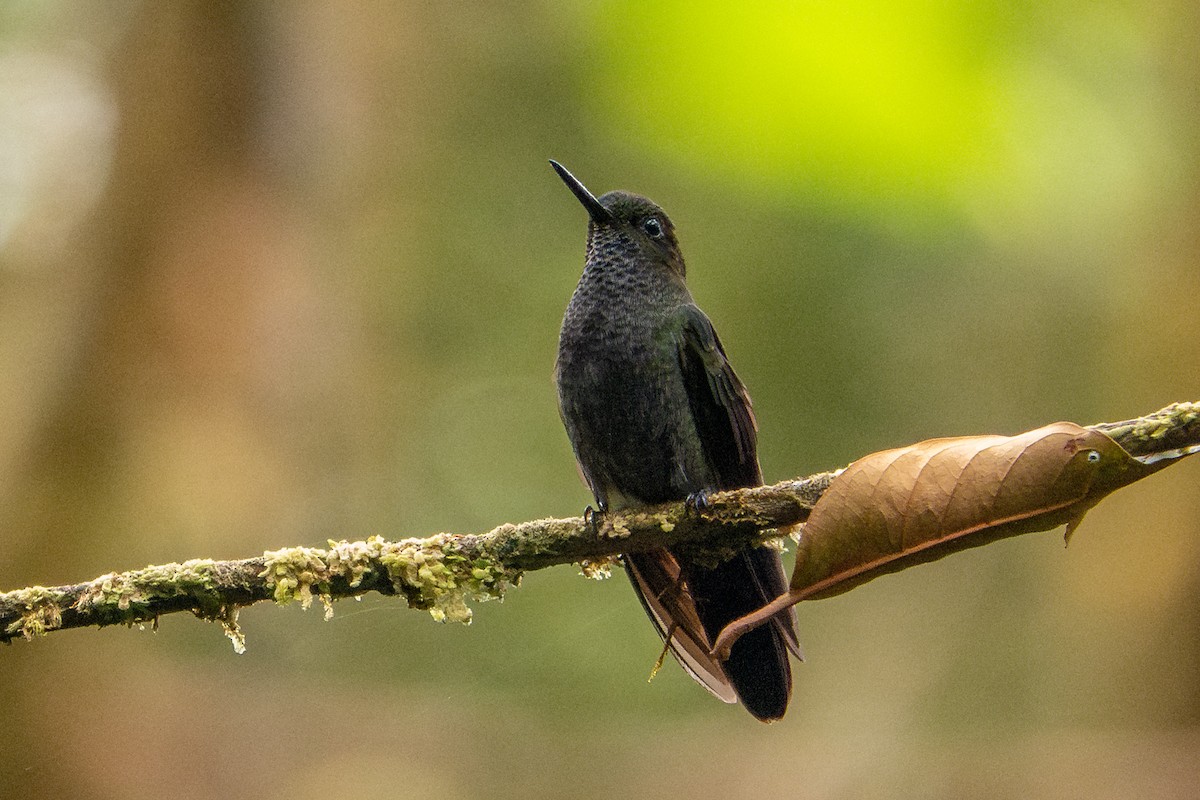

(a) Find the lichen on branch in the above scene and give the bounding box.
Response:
[2,535,522,646]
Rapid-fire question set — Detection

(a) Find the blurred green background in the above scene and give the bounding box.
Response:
[2,2,1198,798]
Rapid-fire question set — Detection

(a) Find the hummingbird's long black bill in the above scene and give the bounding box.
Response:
[549,160,613,223]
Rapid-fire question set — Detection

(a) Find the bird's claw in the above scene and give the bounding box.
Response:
[583,504,606,534]
[684,490,710,515]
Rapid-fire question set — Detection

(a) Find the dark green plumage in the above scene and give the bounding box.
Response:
[550,161,800,721]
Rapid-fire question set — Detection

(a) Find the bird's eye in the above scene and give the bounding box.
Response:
[1086,450,1101,463]
[642,217,663,238]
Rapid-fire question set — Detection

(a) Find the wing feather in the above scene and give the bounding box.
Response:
[676,305,801,658]
[676,305,761,488]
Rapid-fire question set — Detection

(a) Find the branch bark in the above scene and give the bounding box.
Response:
[2,401,1197,647]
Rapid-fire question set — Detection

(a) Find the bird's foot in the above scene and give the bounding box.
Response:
[583,504,606,534]
[684,489,710,515]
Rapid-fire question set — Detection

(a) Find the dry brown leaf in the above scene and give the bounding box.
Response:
[712,422,1182,660]
[788,422,1160,600]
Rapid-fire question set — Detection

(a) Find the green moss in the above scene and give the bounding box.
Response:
[326,537,380,588]
[1107,402,1200,464]
[3,586,65,640]
[258,536,520,625]
[259,546,332,610]
[376,535,519,624]
[606,518,632,539]
[578,556,618,580]
[75,571,137,611]
[68,559,225,622]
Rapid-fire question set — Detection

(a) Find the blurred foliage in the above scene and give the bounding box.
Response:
[596,0,998,204]
[1,1,1198,798]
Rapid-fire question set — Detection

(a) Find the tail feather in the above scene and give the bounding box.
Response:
[625,546,799,721]
[625,549,737,703]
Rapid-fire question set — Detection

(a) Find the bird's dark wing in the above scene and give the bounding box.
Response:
[675,304,802,660]
[676,304,762,490]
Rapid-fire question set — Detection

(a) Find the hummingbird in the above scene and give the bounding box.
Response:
[550,160,801,721]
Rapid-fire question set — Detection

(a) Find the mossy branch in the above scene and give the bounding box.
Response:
[2,401,1197,648]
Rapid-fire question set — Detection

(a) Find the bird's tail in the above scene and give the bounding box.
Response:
[626,546,800,721]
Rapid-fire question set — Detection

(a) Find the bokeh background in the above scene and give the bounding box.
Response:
[2,2,1198,798]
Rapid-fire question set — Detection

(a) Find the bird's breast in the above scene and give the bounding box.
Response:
[557,293,706,506]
